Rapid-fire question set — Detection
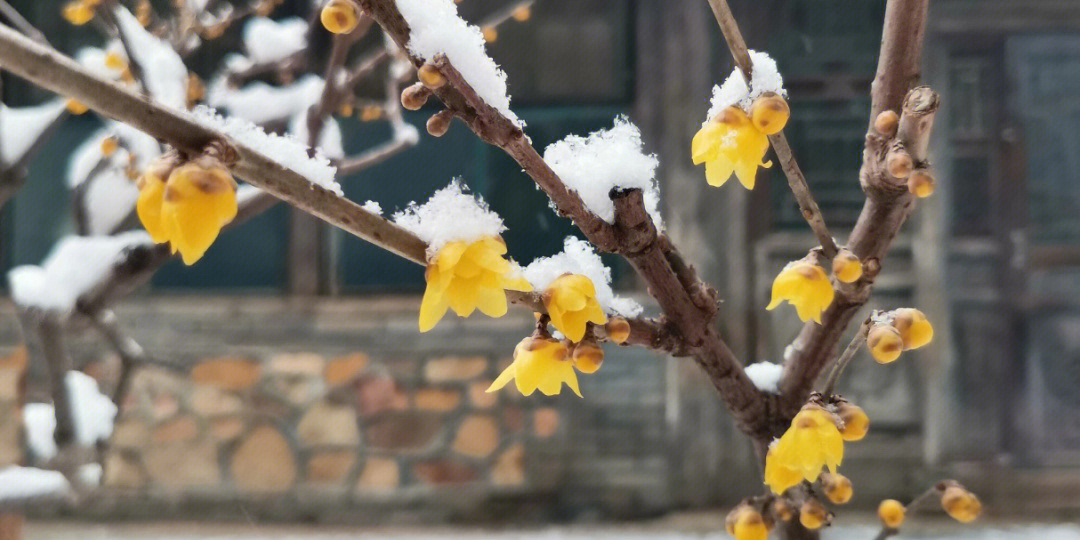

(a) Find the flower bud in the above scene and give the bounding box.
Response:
[798,499,828,530]
[426,109,454,137]
[821,472,853,504]
[749,93,790,135]
[104,52,127,71]
[136,0,152,26]
[831,249,863,284]
[63,1,94,25]
[418,63,447,89]
[835,401,869,441]
[941,486,981,523]
[360,105,383,121]
[878,499,905,529]
[726,504,770,540]
[867,324,903,364]
[321,0,360,34]
[572,342,604,374]
[101,136,119,157]
[401,83,432,111]
[605,317,631,344]
[772,498,794,522]
[890,308,933,350]
[66,99,89,115]
[886,149,913,179]
[187,74,205,106]
[512,6,531,21]
[482,26,498,43]
[874,110,899,136]
[908,169,935,198]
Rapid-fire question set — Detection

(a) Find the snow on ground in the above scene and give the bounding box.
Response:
[704,50,786,122]
[23,371,118,461]
[0,467,69,502]
[524,237,643,317]
[7,232,153,314]
[396,0,522,126]
[393,180,505,256]
[0,99,67,166]
[243,17,308,64]
[113,5,189,109]
[542,117,662,228]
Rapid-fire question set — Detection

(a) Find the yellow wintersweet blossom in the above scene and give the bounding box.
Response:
[764,406,844,494]
[891,308,933,350]
[419,237,532,332]
[766,261,835,323]
[487,337,581,397]
[542,273,607,342]
[320,0,360,34]
[725,505,770,540]
[692,106,772,189]
[62,0,95,25]
[878,499,905,528]
[136,157,238,265]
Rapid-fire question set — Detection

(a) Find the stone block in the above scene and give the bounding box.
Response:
[414,388,461,412]
[103,452,145,489]
[352,374,408,416]
[452,415,499,458]
[152,415,200,444]
[413,460,477,485]
[190,357,261,391]
[424,357,488,382]
[189,385,243,417]
[355,458,399,492]
[365,413,441,451]
[210,417,246,441]
[268,353,325,377]
[144,441,220,489]
[533,407,560,438]
[306,450,357,484]
[324,353,369,386]
[492,443,525,486]
[230,425,297,493]
[296,403,360,447]
[112,419,150,449]
[468,380,497,409]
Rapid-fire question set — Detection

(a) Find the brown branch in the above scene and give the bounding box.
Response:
[16,310,76,449]
[706,0,837,258]
[97,2,147,89]
[0,0,48,46]
[335,136,411,175]
[819,316,869,396]
[777,0,934,421]
[477,0,535,29]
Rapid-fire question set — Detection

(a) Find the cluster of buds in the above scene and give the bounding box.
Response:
[874,110,938,198]
[400,63,458,138]
[866,308,934,364]
[321,0,362,34]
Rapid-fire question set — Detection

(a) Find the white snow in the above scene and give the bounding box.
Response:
[0,466,70,502]
[542,117,662,228]
[68,123,162,234]
[0,99,67,166]
[235,184,262,206]
[22,371,117,462]
[745,361,783,394]
[77,463,103,487]
[7,232,153,314]
[395,0,522,126]
[189,105,341,195]
[243,17,308,64]
[206,74,325,125]
[113,6,189,109]
[361,200,383,215]
[393,180,505,256]
[289,111,344,159]
[704,50,787,123]
[524,236,643,317]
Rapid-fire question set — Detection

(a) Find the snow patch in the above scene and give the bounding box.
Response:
[393,180,504,255]
[243,17,308,64]
[361,200,383,215]
[289,111,344,159]
[113,6,189,109]
[206,74,325,125]
[704,50,786,123]
[0,466,70,502]
[524,237,643,317]
[0,99,67,166]
[395,0,521,126]
[543,117,662,228]
[22,371,117,462]
[745,362,784,394]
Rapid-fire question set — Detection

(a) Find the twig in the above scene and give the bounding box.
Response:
[706,0,837,258]
[16,311,76,448]
[97,2,147,89]
[0,0,48,46]
[872,485,944,540]
[819,316,870,396]
[478,0,535,29]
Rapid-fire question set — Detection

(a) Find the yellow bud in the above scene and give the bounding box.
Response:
[749,93,790,135]
[426,110,453,137]
[772,498,794,522]
[878,499,905,529]
[831,249,863,283]
[337,102,354,117]
[890,308,933,350]
[104,52,127,71]
[908,169,935,198]
[512,6,531,21]
[835,402,869,442]
[187,74,205,106]
[482,26,498,42]
[604,317,630,344]
[821,472,853,504]
[941,486,981,523]
[62,1,95,25]
[874,110,899,136]
[136,0,152,26]
[886,149,913,179]
[321,0,360,34]
[572,342,604,374]
[66,99,89,115]
[798,499,828,530]
[418,63,447,89]
[867,324,903,364]
[401,83,431,110]
[101,136,119,157]
[359,105,383,121]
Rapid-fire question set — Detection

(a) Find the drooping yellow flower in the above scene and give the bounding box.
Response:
[941,486,981,523]
[419,237,532,332]
[136,173,169,243]
[726,506,770,540]
[868,324,904,364]
[571,341,604,374]
[62,1,95,25]
[692,106,772,189]
[766,261,835,323]
[834,401,870,442]
[878,499,905,528]
[543,273,607,342]
[764,406,844,494]
[821,472,853,504]
[487,337,580,397]
[320,0,360,34]
[891,308,933,350]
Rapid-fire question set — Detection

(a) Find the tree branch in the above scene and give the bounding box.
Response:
[0,0,48,46]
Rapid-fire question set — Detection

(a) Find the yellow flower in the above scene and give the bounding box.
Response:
[542,274,607,342]
[571,341,604,374]
[766,261,835,323]
[137,158,237,265]
[487,337,580,397]
[941,486,981,523]
[878,499,905,528]
[821,472,853,504]
[62,1,94,25]
[799,499,828,530]
[725,505,770,540]
[749,93,790,135]
[868,324,904,364]
[419,237,531,332]
[834,401,870,442]
[320,0,359,34]
[764,406,844,494]
[692,106,771,189]
[891,308,933,350]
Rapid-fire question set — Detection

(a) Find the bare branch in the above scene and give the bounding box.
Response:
[819,315,869,396]
[0,0,47,46]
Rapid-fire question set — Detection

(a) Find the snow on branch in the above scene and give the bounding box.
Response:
[206,74,325,125]
[396,0,522,126]
[242,16,308,64]
[7,232,153,314]
[393,180,505,255]
[705,49,786,122]
[524,237,643,317]
[542,116,662,228]
[744,361,783,394]
[112,5,188,109]
[23,371,117,462]
[0,466,70,503]
[0,98,67,167]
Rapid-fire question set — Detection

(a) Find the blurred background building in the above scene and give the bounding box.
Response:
[0,0,1079,524]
